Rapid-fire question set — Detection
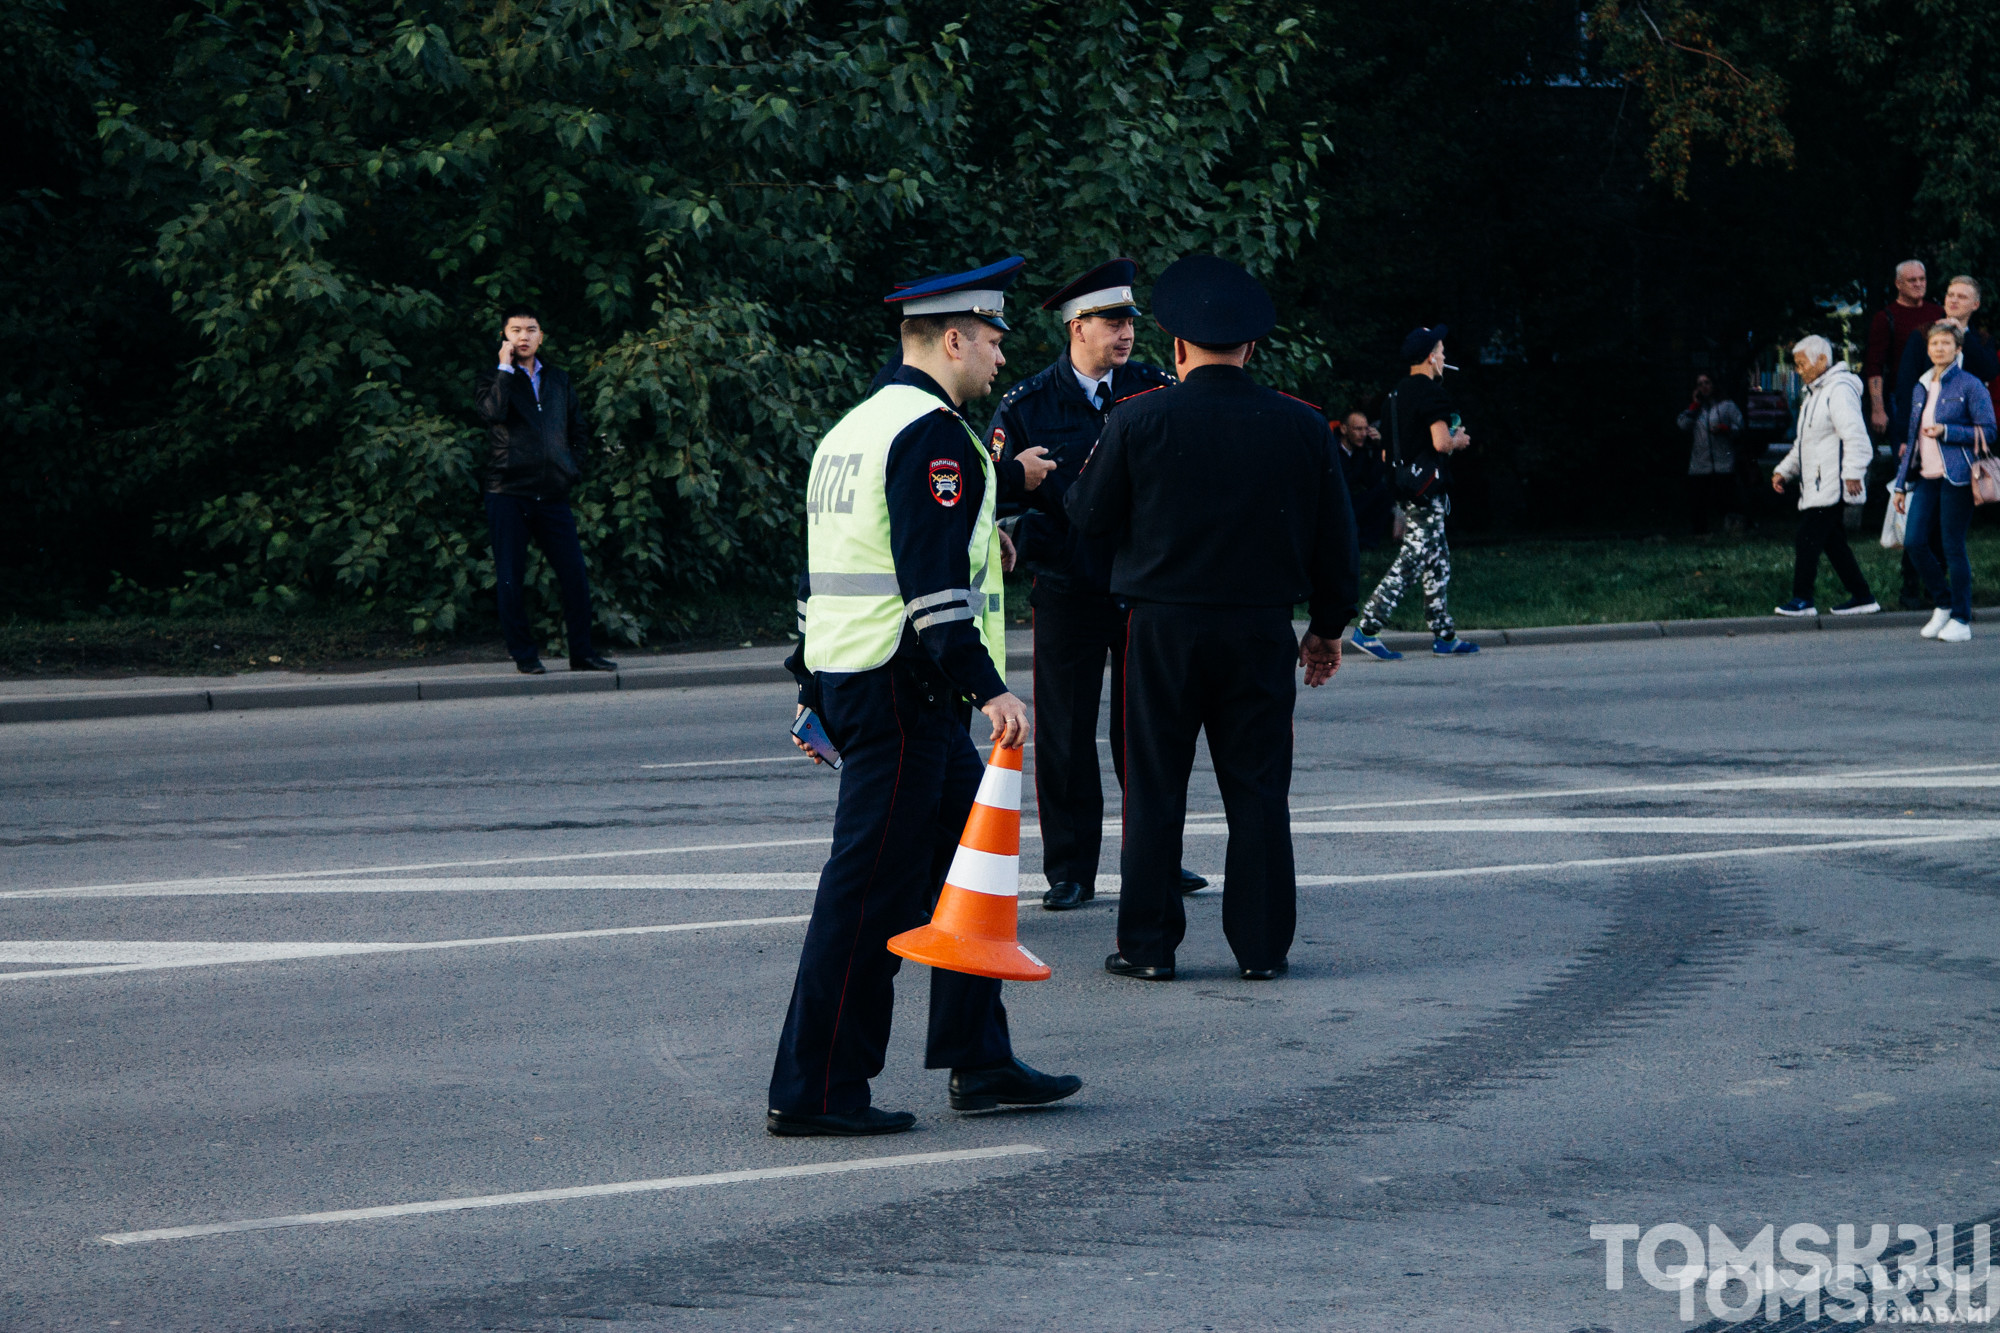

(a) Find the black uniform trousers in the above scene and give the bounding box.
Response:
[768,663,1012,1116]
[1030,582,1127,888]
[1117,604,1297,971]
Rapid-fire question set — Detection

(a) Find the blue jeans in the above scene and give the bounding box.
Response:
[1903,477,1974,622]
[484,493,596,662]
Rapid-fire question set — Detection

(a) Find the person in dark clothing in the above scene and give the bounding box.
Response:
[1866,260,1945,438]
[1350,328,1477,659]
[473,306,616,675]
[986,258,1201,913]
[1892,275,1997,609]
[771,258,1079,1138]
[1065,254,1357,983]
[1335,410,1396,550]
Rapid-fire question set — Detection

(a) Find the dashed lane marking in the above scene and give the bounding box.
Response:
[95,1143,1046,1246]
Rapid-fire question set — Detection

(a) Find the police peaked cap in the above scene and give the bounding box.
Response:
[1042,258,1142,323]
[1150,254,1276,345]
[885,257,1027,332]
[1401,325,1449,363]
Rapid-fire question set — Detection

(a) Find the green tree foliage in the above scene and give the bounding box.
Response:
[13,0,1321,639]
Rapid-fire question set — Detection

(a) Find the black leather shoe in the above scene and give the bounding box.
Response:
[1042,881,1093,911]
[1240,960,1289,981]
[516,658,547,675]
[1179,868,1209,894]
[1104,951,1175,981]
[949,1058,1082,1112]
[570,654,618,672]
[765,1106,916,1137]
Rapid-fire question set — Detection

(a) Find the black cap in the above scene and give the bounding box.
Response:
[1151,255,1276,345]
[1401,325,1449,363]
[1041,258,1141,322]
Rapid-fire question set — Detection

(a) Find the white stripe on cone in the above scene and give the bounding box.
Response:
[943,846,1019,898]
[973,765,1021,812]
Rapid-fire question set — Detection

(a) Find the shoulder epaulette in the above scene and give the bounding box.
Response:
[1277,390,1322,412]
[1114,385,1169,406]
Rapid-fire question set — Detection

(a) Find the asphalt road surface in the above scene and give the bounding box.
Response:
[3,627,1998,1332]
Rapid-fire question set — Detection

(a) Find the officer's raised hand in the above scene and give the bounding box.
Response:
[982,692,1030,748]
[1015,445,1057,490]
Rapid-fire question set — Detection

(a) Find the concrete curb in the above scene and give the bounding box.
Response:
[0,613,1981,725]
[1371,606,1979,653]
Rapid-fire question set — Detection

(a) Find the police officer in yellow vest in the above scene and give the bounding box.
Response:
[768,259,1083,1137]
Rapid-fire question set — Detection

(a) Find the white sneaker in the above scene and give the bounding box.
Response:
[1921,608,1952,639]
[1939,618,1973,643]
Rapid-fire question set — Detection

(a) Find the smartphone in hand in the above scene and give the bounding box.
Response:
[789,709,843,769]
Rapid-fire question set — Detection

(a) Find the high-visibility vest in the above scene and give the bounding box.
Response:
[802,384,1007,682]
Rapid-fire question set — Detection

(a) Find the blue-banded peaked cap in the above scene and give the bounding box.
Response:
[1150,254,1275,345]
[886,257,1027,331]
[1042,258,1141,322]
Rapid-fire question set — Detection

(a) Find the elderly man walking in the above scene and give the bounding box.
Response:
[1770,336,1879,617]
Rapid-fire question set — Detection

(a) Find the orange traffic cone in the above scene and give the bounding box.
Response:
[887,744,1051,981]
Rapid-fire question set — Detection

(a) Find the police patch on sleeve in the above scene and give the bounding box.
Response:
[988,427,1007,461]
[928,458,963,507]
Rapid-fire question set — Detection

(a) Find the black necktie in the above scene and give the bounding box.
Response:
[1093,381,1110,411]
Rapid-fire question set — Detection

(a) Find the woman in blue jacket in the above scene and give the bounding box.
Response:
[1894,322,1995,641]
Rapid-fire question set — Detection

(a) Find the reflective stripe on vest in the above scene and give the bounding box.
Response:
[803,384,1006,681]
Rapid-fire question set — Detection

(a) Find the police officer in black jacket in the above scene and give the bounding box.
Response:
[473,305,616,675]
[987,260,1205,912]
[1065,255,1357,982]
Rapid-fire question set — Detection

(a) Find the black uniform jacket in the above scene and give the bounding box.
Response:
[474,362,590,503]
[987,352,1175,596]
[1064,363,1359,638]
[787,366,1010,710]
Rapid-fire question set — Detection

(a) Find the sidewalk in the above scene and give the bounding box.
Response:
[0,608,1985,725]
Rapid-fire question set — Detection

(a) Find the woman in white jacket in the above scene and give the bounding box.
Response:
[1770,336,1880,616]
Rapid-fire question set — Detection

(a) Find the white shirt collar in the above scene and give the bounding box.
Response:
[1073,362,1115,406]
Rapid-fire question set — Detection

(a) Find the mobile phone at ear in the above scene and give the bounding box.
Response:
[789,709,843,769]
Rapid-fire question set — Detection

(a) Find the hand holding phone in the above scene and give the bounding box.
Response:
[790,707,842,769]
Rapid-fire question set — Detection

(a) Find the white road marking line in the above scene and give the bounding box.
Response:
[638,756,805,770]
[2,874,828,902]
[1218,762,2000,821]
[33,837,838,897]
[1296,830,2000,887]
[10,832,1993,983]
[95,1143,1046,1246]
[0,914,812,983]
[14,814,1993,900]
[1269,817,1993,836]
[637,740,1064,770]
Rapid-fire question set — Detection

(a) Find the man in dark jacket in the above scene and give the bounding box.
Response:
[1336,410,1396,549]
[986,259,1201,913]
[1066,255,1357,983]
[474,306,616,674]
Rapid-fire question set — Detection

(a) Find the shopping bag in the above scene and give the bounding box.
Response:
[1880,494,1906,549]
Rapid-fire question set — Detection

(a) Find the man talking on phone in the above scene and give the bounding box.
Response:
[768,259,1082,1137]
[474,305,616,674]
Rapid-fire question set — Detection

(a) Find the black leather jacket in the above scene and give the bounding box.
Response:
[474,361,589,502]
